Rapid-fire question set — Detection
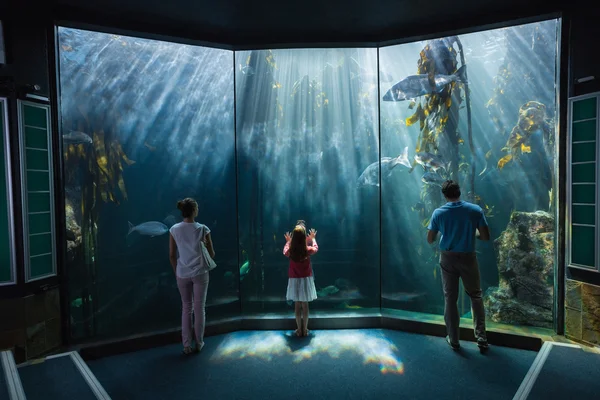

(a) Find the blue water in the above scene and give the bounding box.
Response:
[58,19,559,342]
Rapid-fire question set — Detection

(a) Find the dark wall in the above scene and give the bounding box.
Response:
[569,7,600,97]
[0,16,50,95]
[567,6,600,286]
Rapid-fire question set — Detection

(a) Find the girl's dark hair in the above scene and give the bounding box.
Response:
[441,180,461,199]
[289,225,308,262]
[177,198,198,218]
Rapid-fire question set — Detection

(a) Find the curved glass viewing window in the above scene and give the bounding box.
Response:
[57,18,560,343]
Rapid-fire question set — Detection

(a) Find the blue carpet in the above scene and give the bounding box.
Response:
[88,329,536,400]
[19,355,96,400]
[529,345,600,400]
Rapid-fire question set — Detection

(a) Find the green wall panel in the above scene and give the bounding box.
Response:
[19,101,55,280]
[572,120,596,142]
[573,97,597,121]
[572,143,596,163]
[0,99,14,283]
[572,184,595,204]
[571,225,595,267]
[572,163,595,183]
[572,205,596,225]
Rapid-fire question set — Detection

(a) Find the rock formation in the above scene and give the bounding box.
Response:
[484,210,554,328]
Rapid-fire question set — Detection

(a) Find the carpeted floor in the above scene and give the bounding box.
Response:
[19,355,96,400]
[88,329,536,400]
[87,329,536,400]
[528,345,600,400]
[0,357,8,400]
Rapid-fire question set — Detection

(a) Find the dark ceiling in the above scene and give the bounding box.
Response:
[15,0,575,48]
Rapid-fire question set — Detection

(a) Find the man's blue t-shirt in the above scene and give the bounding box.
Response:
[427,200,488,252]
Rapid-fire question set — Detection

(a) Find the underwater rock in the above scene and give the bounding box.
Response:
[65,197,82,262]
[484,210,554,328]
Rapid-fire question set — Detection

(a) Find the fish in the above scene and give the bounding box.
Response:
[414,152,450,172]
[382,65,467,102]
[144,141,156,151]
[382,292,426,302]
[357,146,411,187]
[63,131,93,145]
[334,278,354,290]
[71,295,92,308]
[335,302,363,309]
[422,172,446,186]
[317,285,340,297]
[239,65,255,76]
[127,221,169,237]
[240,260,250,280]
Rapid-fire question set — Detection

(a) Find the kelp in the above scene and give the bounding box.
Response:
[64,125,134,336]
[496,101,552,170]
[64,130,135,206]
[407,42,460,155]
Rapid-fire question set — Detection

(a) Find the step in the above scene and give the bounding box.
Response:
[513,341,600,400]
[18,351,110,400]
[0,350,26,400]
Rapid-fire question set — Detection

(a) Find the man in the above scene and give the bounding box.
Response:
[427,180,490,352]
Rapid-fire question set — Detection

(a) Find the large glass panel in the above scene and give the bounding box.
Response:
[235,49,380,316]
[58,28,236,341]
[379,19,559,329]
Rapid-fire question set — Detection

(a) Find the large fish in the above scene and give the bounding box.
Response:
[414,152,450,172]
[127,221,169,237]
[63,131,93,145]
[422,172,446,186]
[382,65,466,102]
[358,146,411,187]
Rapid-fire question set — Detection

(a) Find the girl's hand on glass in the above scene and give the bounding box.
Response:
[284,232,291,242]
[308,228,317,239]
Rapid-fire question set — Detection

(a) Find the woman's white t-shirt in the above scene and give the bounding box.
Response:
[169,221,210,278]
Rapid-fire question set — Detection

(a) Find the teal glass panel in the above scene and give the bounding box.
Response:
[572,163,595,183]
[29,233,52,257]
[572,184,595,204]
[573,97,597,121]
[572,119,596,142]
[24,127,48,150]
[26,149,49,170]
[0,101,12,282]
[23,104,48,129]
[29,212,51,235]
[571,225,595,267]
[572,205,595,225]
[28,192,50,213]
[572,143,596,163]
[27,171,50,192]
[30,254,54,279]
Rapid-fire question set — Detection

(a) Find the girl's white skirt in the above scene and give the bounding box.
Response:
[286,276,317,302]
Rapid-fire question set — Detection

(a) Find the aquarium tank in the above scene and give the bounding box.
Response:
[57,18,559,343]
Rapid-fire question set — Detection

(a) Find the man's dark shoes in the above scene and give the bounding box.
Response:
[477,339,489,353]
[446,336,460,350]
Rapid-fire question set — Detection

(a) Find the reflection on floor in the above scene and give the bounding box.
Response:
[88,329,536,400]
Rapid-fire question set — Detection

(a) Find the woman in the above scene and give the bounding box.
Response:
[169,198,215,354]
[284,224,318,337]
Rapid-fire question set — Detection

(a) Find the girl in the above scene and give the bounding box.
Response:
[283,225,318,337]
[169,198,215,355]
